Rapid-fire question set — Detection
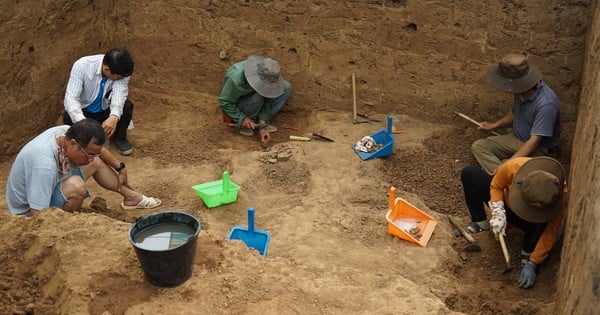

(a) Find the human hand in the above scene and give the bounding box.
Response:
[478,121,496,131]
[489,200,506,237]
[259,129,271,147]
[518,261,537,288]
[242,118,255,129]
[102,115,119,138]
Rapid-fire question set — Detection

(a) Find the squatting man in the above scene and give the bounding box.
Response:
[6,119,161,217]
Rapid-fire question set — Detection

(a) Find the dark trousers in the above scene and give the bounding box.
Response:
[63,99,133,141]
[460,165,547,253]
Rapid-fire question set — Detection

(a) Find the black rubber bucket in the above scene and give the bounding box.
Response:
[128,211,201,287]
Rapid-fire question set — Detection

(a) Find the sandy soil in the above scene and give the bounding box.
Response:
[0,109,570,314]
[0,1,589,314]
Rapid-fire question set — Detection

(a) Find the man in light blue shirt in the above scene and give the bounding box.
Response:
[6,119,161,217]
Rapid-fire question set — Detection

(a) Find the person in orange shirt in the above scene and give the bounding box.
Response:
[460,156,567,288]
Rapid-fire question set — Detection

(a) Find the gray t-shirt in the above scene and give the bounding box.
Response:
[6,125,74,214]
[511,81,561,149]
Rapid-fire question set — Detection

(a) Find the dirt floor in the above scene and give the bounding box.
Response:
[0,1,591,314]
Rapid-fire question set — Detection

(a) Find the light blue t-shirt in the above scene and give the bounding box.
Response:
[5,125,74,214]
[511,81,560,149]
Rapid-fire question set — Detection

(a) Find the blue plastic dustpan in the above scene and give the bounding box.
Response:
[352,115,396,160]
[227,207,271,256]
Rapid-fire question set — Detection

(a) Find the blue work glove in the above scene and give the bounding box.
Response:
[518,261,537,289]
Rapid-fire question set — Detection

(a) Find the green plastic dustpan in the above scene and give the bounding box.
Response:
[191,172,240,208]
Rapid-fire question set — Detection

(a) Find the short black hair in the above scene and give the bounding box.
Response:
[103,48,134,77]
[65,119,106,146]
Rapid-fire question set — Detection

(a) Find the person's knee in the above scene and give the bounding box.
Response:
[124,99,134,112]
[62,176,87,199]
[283,80,292,93]
[471,138,486,153]
[81,157,106,176]
[280,81,292,101]
[63,111,73,125]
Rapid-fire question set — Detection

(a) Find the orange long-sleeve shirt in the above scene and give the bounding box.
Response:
[490,157,568,264]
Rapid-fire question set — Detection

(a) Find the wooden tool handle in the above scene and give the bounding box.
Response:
[289,135,312,141]
[454,111,501,136]
[455,111,482,127]
[448,216,477,244]
[499,233,511,267]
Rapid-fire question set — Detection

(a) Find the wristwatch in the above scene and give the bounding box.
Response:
[114,162,126,172]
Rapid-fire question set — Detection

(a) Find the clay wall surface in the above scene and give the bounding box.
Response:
[557,1,600,313]
[0,0,130,160]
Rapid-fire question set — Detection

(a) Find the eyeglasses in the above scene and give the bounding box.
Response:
[76,142,101,159]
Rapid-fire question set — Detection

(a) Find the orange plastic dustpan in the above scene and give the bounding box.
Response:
[385,186,437,247]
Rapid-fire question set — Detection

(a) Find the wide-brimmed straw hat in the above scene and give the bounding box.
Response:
[244,55,285,98]
[508,157,565,223]
[485,53,542,94]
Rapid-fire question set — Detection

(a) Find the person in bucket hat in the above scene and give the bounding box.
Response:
[460,156,568,289]
[219,55,292,147]
[470,53,561,175]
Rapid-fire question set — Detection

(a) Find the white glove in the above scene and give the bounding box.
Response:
[489,200,507,236]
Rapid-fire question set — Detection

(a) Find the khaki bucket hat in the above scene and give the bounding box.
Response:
[244,55,285,98]
[485,53,542,94]
[508,157,565,223]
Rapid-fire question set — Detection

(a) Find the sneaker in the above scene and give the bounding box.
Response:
[238,127,254,137]
[465,221,489,234]
[520,250,531,265]
[264,124,277,133]
[114,138,133,156]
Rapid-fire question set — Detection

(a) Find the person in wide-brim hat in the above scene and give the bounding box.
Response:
[460,156,568,289]
[485,53,543,94]
[244,55,285,98]
[470,53,561,176]
[219,55,292,147]
[508,156,565,223]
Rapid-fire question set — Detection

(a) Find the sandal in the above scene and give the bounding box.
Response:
[121,195,162,210]
[465,221,489,234]
[264,124,277,133]
[238,127,254,137]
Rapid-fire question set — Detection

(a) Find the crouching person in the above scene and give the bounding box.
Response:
[460,157,567,288]
[5,119,161,217]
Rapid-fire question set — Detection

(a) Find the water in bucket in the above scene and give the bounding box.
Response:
[132,223,196,251]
